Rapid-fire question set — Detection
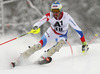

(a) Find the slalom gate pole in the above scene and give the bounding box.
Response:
[89,34,98,45]
[66,40,73,55]
[0,32,31,46]
[66,34,98,55]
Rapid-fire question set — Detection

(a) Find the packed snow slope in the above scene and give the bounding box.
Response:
[0,35,100,74]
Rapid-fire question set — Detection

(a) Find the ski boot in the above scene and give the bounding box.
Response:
[82,42,89,53]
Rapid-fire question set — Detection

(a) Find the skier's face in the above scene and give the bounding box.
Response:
[52,9,61,18]
[53,12,61,18]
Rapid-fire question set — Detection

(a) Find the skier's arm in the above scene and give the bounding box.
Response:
[68,15,85,43]
[68,15,89,53]
[33,13,50,28]
[31,13,50,34]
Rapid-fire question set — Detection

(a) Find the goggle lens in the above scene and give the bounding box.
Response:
[52,9,60,13]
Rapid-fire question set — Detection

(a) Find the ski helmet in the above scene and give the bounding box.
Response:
[51,1,62,13]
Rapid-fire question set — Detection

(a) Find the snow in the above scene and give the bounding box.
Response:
[0,35,100,74]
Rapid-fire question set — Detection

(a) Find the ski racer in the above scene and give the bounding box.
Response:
[11,1,89,67]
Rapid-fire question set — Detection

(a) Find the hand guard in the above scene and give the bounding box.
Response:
[29,26,40,34]
[82,42,89,53]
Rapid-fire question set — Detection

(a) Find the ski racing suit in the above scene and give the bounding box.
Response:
[21,12,86,59]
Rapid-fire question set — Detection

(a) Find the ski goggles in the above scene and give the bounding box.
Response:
[52,9,60,13]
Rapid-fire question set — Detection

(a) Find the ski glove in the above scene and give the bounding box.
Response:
[30,26,40,34]
[82,42,89,53]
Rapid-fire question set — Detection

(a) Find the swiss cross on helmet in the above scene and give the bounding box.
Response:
[51,1,62,13]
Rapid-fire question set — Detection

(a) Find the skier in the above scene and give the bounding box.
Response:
[11,1,89,67]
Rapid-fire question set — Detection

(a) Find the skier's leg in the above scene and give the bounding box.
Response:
[21,44,42,59]
[47,39,65,56]
[37,39,65,64]
[11,33,48,67]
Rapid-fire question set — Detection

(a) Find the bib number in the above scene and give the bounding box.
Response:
[54,21,63,32]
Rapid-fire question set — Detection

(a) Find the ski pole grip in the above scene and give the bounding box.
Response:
[95,34,98,37]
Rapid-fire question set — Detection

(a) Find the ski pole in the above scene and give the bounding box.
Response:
[0,32,30,46]
[89,34,98,45]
